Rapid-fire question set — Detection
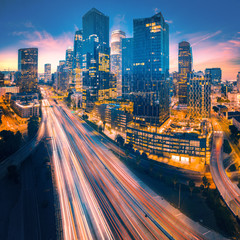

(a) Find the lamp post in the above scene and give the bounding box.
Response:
[178,183,181,209]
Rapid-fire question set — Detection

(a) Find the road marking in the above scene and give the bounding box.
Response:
[175,213,182,217]
[203,230,211,235]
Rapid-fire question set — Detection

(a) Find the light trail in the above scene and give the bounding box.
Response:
[210,118,240,218]
[41,90,223,240]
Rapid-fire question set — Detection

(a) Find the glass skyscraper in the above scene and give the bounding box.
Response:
[122,38,133,98]
[73,30,83,69]
[178,41,192,105]
[110,30,126,97]
[18,48,38,93]
[188,73,211,119]
[65,47,74,71]
[133,12,169,92]
[205,68,221,85]
[44,63,51,84]
[82,8,109,49]
[131,12,169,126]
[82,8,110,103]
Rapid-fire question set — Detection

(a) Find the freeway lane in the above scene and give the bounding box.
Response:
[210,119,240,217]
[43,94,225,239]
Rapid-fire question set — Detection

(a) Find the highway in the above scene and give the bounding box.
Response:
[210,118,240,217]
[42,91,225,239]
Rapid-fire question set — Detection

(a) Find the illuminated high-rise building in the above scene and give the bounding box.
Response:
[188,73,211,119]
[0,72,4,87]
[110,30,126,97]
[237,72,240,92]
[205,68,221,85]
[82,8,109,49]
[65,47,74,71]
[178,41,192,105]
[132,12,169,126]
[56,60,68,91]
[122,38,133,98]
[18,48,38,93]
[133,12,169,92]
[73,30,83,69]
[82,8,110,104]
[44,63,51,84]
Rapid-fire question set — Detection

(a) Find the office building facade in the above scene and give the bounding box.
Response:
[110,30,126,97]
[133,12,169,92]
[130,12,169,127]
[73,30,83,69]
[178,41,192,105]
[18,48,38,93]
[188,73,211,119]
[56,60,69,91]
[44,64,51,84]
[237,72,240,92]
[82,8,111,104]
[122,38,133,98]
[205,68,221,85]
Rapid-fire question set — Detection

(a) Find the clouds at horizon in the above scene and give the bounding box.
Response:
[0,20,239,80]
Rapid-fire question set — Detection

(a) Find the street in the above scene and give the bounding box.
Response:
[42,92,224,239]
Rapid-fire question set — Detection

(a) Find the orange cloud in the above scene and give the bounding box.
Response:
[170,31,240,80]
[0,30,74,73]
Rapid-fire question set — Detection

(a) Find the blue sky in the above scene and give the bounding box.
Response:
[0,0,239,79]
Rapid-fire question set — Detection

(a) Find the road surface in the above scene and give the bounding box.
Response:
[210,118,240,217]
[42,93,225,239]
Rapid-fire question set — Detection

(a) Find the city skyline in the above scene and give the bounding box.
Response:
[0,0,239,80]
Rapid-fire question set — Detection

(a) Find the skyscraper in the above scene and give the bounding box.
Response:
[65,47,74,71]
[133,12,169,92]
[0,72,4,87]
[82,8,110,103]
[205,68,222,85]
[56,60,68,91]
[110,30,126,97]
[82,8,109,49]
[188,73,211,119]
[237,72,240,92]
[73,30,83,69]
[18,48,38,93]
[122,38,133,98]
[132,12,169,126]
[44,63,51,84]
[178,41,192,105]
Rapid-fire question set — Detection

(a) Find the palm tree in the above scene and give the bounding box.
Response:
[173,176,178,190]
[202,176,210,189]
[188,180,195,196]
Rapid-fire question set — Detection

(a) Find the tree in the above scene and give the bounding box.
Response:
[82,114,88,120]
[212,106,218,113]
[141,152,148,160]
[15,131,22,149]
[223,139,232,154]
[173,176,178,190]
[116,134,124,146]
[229,125,239,139]
[98,125,103,132]
[199,184,204,194]
[188,180,195,196]
[202,176,210,189]
[27,116,39,138]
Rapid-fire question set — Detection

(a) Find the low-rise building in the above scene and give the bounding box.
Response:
[232,116,240,131]
[0,86,19,96]
[12,100,40,118]
[126,119,211,165]
[10,93,40,118]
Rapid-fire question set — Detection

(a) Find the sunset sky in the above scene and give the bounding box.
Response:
[0,0,239,80]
